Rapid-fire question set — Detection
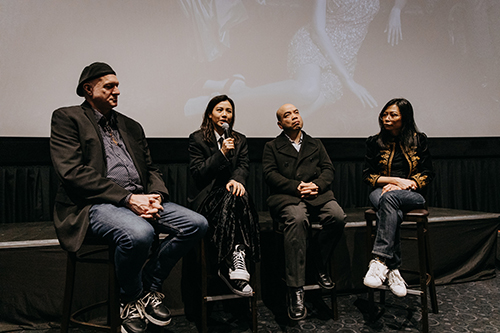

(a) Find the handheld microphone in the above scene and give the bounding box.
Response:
[221,122,231,139]
[221,123,233,158]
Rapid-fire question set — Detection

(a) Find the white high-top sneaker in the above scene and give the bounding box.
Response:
[229,244,250,281]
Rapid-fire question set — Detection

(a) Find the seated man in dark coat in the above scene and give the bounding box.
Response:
[262,103,345,320]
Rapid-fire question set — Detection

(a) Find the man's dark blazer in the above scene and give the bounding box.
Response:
[187,129,249,211]
[262,131,336,215]
[50,101,168,252]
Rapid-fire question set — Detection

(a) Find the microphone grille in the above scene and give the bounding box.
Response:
[221,123,229,130]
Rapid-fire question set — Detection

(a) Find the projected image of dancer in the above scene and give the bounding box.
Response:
[362,98,434,297]
[185,0,395,117]
[177,0,248,63]
[187,95,260,299]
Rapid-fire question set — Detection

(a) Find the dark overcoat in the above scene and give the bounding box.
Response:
[50,101,168,252]
[262,131,336,215]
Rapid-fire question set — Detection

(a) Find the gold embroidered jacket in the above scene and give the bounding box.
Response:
[362,132,434,192]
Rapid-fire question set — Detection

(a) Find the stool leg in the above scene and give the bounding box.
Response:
[61,252,77,333]
[365,215,377,322]
[379,290,386,305]
[201,239,208,333]
[424,221,439,314]
[328,261,338,320]
[417,222,429,333]
[331,287,338,320]
[108,247,121,333]
[251,291,258,333]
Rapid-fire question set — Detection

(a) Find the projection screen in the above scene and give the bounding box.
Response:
[0,0,499,138]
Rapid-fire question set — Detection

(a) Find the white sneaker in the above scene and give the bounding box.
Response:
[363,259,389,288]
[229,245,250,281]
[388,269,407,297]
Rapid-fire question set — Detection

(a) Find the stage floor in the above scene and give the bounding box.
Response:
[2,268,500,333]
[1,207,499,329]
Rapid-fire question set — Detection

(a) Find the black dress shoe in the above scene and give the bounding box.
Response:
[287,287,307,320]
[318,272,335,290]
[141,291,172,326]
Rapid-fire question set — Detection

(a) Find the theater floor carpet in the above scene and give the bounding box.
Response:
[3,268,499,333]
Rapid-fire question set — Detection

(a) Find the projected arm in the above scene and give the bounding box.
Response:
[309,0,377,108]
[386,0,407,46]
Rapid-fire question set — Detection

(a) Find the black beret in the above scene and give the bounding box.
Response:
[76,62,116,97]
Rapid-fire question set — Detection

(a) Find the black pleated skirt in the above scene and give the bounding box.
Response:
[199,186,261,264]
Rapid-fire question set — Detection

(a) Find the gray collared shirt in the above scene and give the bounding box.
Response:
[285,132,303,152]
[93,110,143,195]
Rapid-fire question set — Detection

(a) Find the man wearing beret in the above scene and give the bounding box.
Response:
[262,103,345,320]
[50,62,208,333]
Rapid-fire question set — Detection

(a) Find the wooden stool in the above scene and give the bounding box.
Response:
[365,208,438,333]
[60,238,120,333]
[200,238,258,333]
[273,221,339,320]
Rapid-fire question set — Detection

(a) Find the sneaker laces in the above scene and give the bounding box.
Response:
[293,288,305,308]
[367,259,388,281]
[141,291,164,308]
[232,246,248,273]
[120,300,145,320]
[388,269,407,287]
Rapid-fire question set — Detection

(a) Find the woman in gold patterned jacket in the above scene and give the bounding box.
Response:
[361,98,434,298]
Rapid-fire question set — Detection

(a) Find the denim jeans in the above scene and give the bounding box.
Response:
[369,188,425,269]
[89,201,208,303]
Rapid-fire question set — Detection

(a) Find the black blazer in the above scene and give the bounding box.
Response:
[187,129,249,211]
[50,101,168,252]
[262,131,335,215]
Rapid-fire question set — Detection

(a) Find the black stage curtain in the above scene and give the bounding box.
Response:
[2,159,500,224]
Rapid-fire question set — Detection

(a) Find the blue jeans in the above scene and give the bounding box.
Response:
[369,188,425,269]
[89,201,208,303]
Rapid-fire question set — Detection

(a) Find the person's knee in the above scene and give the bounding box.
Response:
[124,224,156,251]
[323,215,346,232]
[284,211,308,230]
[379,191,400,208]
[179,211,208,239]
[193,213,209,237]
[322,202,346,228]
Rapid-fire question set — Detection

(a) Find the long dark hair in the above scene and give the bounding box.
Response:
[200,95,239,143]
[377,98,419,151]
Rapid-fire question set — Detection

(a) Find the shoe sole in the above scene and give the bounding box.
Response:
[286,301,307,321]
[363,277,385,289]
[318,280,335,290]
[391,291,407,297]
[286,291,307,321]
[218,269,253,297]
[121,324,151,333]
[389,287,407,297]
[144,313,171,327]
